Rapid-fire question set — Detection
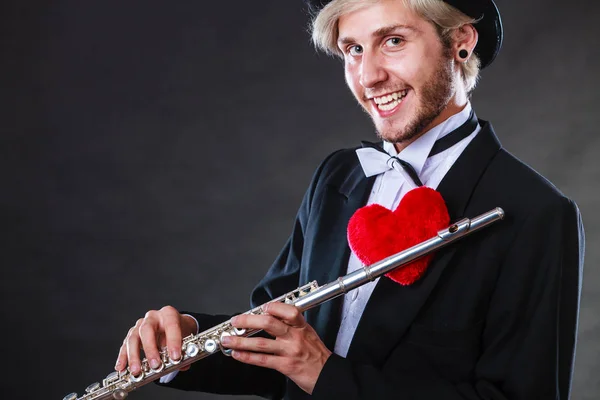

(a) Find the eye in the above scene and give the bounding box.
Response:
[348,45,363,56]
[385,37,404,47]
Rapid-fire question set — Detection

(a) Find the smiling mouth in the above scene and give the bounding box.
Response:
[372,89,409,111]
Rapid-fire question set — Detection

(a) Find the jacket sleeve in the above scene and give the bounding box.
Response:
[312,197,585,400]
[157,151,340,398]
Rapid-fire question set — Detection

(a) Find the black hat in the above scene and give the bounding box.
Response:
[305,0,503,69]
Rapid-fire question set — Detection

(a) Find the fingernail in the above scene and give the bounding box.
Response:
[130,364,140,375]
[114,361,121,370]
[231,316,238,325]
[149,358,160,369]
[231,350,239,358]
[221,336,232,345]
[170,350,181,360]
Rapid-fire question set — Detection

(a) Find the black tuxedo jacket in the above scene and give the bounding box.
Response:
[162,122,585,399]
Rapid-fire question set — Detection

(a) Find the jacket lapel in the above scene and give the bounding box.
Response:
[305,161,376,350]
[346,122,502,365]
[437,122,502,221]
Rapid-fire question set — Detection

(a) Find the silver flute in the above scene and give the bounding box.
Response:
[64,207,504,400]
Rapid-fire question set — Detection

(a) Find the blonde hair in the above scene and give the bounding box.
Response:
[311,0,481,93]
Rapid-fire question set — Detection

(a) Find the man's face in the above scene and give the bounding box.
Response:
[338,0,457,144]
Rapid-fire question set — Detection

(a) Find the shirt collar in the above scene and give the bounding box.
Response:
[382,102,473,176]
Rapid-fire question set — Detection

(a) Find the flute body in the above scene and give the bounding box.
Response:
[64,207,504,400]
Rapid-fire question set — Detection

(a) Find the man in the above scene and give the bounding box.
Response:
[115,0,585,399]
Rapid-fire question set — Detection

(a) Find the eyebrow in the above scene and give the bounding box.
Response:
[338,24,419,46]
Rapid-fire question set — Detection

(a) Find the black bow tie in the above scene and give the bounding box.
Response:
[358,110,478,187]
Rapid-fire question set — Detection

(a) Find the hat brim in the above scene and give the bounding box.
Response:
[472,0,503,68]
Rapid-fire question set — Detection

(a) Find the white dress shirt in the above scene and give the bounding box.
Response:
[334,103,480,357]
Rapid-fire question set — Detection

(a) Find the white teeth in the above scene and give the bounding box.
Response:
[373,89,408,105]
[377,99,399,111]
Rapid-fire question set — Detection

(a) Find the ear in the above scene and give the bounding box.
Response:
[452,24,478,63]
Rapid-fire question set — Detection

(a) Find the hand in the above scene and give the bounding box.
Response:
[114,306,197,376]
[222,302,332,394]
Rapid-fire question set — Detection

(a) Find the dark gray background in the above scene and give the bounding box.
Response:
[1,1,598,399]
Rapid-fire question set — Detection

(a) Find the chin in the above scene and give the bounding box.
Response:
[375,121,415,144]
[374,104,441,145]
[369,106,417,143]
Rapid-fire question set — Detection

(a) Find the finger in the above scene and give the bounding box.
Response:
[263,302,306,328]
[231,349,281,371]
[160,306,183,361]
[231,313,289,337]
[126,321,144,376]
[221,335,284,355]
[115,340,129,372]
[139,314,162,370]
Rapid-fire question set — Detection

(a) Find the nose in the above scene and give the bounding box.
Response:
[359,51,387,89]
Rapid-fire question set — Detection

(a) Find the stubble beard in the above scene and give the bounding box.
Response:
[375,54,456,144]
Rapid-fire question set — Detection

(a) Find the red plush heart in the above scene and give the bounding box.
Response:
[347,186,450,285]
